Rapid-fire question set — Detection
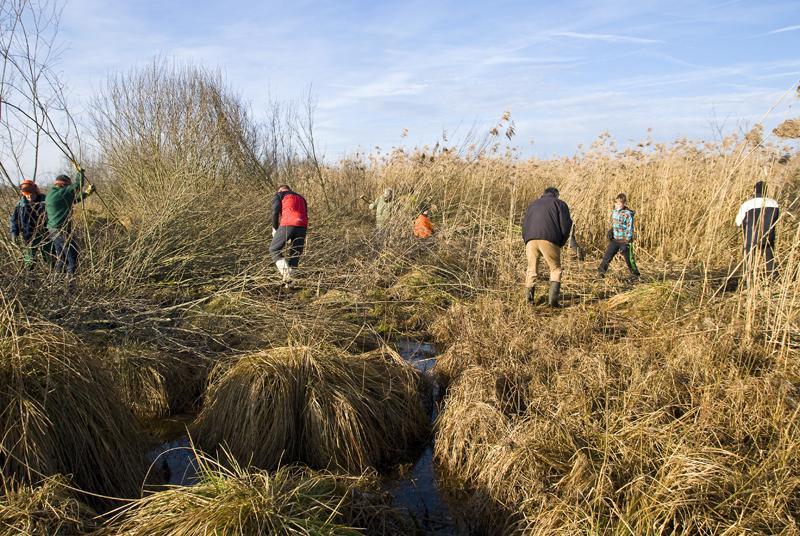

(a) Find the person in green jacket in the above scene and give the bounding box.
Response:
[45,168,95,274]
[369,188,395,229]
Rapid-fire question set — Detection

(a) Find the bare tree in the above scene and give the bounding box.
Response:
[0,0,80,189]
[291,88,331,210]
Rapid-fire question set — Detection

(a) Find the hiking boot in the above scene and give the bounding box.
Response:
[548,282,561,308]
[627,273,641,284]
[525,286,535,304]
[275,259,290,280]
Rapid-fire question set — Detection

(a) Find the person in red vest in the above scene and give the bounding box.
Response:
[413,207,434,238]
[269,184,308,283]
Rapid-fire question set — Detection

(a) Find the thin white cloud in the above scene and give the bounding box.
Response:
[766,24,800,34]
[480,55,583,66]
[319,72,429,110]
[552,31,664,44]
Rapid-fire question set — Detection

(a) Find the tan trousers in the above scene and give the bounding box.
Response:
[525,240,562,286]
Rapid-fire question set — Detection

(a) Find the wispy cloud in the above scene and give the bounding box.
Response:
[319,72,429,110]
[765,24,800,34]
[551,31,664,44]
[480,55,583,66]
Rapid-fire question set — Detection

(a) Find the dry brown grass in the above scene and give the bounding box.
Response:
[104,344,210,420]
[105,453,420,536]
[434,281,800,534]
[0,299,149,510]
[192,344,429,472]
[0,476,97,536]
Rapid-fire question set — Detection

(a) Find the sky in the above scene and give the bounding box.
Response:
[26,0,800,174]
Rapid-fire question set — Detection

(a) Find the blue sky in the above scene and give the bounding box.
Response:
[52,0,800,164]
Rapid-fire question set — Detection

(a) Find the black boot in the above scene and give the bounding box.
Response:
[525,286,535,304]
[548,282,561,308]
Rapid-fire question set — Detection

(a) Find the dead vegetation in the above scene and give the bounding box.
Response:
[0,298,149,510]
[0,11,798,531]
[433,275,800,534]
[0,476,97,536]
[105,453,419,536]
[192,344,430,472]
[774,118,800,139]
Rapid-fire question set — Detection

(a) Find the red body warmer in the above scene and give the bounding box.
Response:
[279,193,308,228]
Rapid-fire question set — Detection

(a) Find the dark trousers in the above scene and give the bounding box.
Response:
[599,240,639,276]
[49,228,79,274]
[744,242,776,275]
[269,226,306,268]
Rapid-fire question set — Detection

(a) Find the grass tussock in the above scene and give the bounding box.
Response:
[383,266,460,332]
[193,344,429,472]
[105,454,419,536]
[105,344,210,420]
[0,477,97,536]
[0,302,148,509]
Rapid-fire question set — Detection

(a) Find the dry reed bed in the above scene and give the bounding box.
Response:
[192,344,430,473]
[433,284,800,534]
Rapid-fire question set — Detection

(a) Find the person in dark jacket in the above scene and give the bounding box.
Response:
[735,181,779,277]
[598,193,640,281]
[9,180,49,269]
[522,186,573,307]
[269,184,308,284]
[45,168,95,274]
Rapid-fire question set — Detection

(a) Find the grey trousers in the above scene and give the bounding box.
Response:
[269,226,306,268]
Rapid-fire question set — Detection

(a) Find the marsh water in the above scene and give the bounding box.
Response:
[147,338,455,534]
[385,339,454,534]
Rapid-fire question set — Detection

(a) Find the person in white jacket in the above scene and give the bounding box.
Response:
[735,181,780,276]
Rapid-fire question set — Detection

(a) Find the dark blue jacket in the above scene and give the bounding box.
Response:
[522,192,573,247]
[9,193,47,242]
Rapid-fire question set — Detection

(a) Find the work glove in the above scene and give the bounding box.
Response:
[272,228,277,237]
[85,184,95,196]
